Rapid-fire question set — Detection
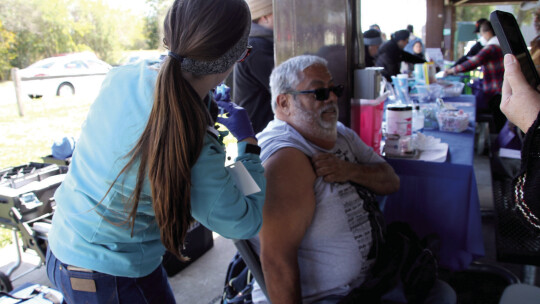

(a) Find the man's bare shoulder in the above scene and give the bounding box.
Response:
[264,147,316,183]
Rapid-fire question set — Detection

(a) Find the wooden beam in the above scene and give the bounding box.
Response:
[426,0,445,49]
[443,4,456,61]
[453,0,470,5]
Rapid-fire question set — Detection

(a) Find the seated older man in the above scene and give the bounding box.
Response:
[250,55,456,304]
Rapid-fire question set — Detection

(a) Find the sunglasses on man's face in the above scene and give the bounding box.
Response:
[287,84,344,101]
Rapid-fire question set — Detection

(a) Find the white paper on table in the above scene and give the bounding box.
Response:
[418,142,448,162]
[226,161,261,196]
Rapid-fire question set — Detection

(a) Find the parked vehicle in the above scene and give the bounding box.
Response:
[119,50,162,66]
[18,52,112,99]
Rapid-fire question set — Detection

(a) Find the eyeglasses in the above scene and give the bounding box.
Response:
[237,45,252,63]
[286,84,344,101]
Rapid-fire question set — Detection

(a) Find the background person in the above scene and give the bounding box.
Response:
[406,24,419,41]
[233,0,275,134]
[452,18,489,67]
[45,0,265,303]
[499,53,540,232]
[376,29,426,81]
[363,29,383,67]
[444,20,506,133]
[403,37,425,75]
[370,24,388,42]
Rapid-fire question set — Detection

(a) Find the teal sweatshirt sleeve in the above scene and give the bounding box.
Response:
[190,136,266,239]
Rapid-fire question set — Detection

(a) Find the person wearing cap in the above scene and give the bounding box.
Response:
[363,29,383,67]
[375,29,426,81]
[406,24,419,41]
[452,18,489,67]
[45,0,265,302]
[370,24,388,42]
[445,19,506,133]
[233,0,275,134]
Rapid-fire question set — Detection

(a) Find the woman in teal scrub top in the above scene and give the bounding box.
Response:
[46,0,265,302]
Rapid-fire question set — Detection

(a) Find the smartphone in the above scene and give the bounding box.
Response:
[490,10,540,91]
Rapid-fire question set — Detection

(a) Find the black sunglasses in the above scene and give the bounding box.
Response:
[287,84,344,101]
[237,45,252,63]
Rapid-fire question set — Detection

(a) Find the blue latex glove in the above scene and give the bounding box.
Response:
[213,84,231,102]
[216,100,255,141]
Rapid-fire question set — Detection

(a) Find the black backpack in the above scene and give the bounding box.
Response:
[339,185,440,304]
[222,252,254,304]
[338,221,440,304]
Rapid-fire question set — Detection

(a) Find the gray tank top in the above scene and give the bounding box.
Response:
[252,119,385,303]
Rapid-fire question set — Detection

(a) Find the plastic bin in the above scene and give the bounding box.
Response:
[437,109,470,133]
[438,80,465,97]
[415,84,443,103]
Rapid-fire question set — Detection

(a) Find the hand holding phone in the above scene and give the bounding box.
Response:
[490,10,540,91]
[501,54,540,132]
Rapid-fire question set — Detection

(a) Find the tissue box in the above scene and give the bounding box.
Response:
[437,109,469,132]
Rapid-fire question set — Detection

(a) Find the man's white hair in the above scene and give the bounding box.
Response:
[269,55,328,113]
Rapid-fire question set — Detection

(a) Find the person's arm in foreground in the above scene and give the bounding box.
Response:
[445,45,493,76]
[191,93,265,240]
[500,53,540,232]
[259,148,317,304]
[312,153,399,195]
[500,53,540,133]
[401,50,426,65]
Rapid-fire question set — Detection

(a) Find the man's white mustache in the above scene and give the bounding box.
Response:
[320,104,339,114]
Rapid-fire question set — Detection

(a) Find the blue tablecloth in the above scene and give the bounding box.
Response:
[383,95,485,272]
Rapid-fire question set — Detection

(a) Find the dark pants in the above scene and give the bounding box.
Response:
[46,248,175,304]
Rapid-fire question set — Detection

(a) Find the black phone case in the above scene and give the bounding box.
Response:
[490,10,540,90]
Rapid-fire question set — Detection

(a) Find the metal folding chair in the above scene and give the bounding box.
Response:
[232,239,269,301]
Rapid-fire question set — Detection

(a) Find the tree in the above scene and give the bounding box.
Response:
[455,5,495,24]
[0,20,16,80]
[0,0,167,74]
[144,0,171,50]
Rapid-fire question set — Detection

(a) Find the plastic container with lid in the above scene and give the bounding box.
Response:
[386,104,412,136]
[436,109,470,132]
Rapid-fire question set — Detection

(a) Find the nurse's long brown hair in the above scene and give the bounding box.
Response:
[112,0,249,259]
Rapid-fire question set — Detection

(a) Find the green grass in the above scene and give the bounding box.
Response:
[0,96,93,169]
[0,229,15,248]
[0,94,94,248]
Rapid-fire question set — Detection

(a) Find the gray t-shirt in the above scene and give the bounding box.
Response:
[252,119,385,303]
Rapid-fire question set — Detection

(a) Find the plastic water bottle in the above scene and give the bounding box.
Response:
[412,105,424,133]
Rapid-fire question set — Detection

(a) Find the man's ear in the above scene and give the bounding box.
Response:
[276,94,292,116]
